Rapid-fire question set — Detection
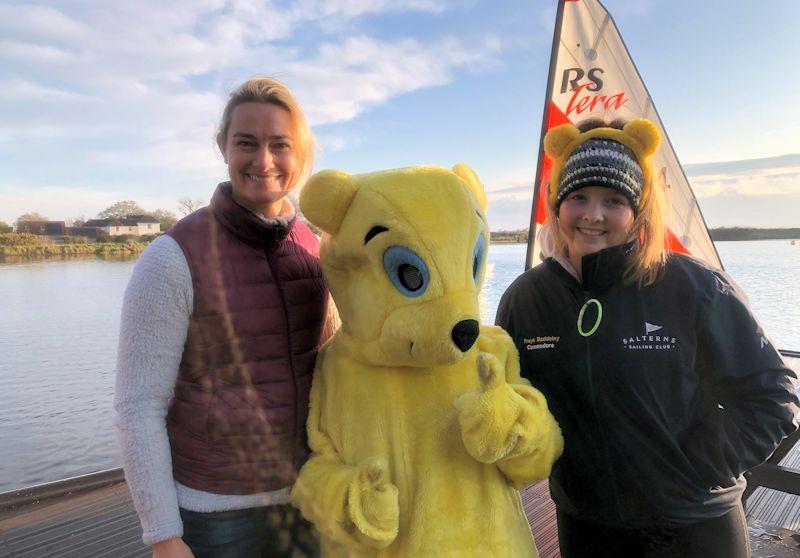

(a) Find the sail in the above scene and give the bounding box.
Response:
[526,0,722,270]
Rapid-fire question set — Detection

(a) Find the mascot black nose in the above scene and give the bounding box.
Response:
[451,319,480,353]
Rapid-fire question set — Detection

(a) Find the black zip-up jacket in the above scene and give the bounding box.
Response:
[496,243,798,528]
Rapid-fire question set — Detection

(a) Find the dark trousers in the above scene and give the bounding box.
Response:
[556,502,750,558]
[180,504,319,558]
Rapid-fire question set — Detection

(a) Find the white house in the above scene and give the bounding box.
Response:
[83,215,161,237]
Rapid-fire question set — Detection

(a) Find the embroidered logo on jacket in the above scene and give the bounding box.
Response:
[622,322,677,350]
[523,336,561,351]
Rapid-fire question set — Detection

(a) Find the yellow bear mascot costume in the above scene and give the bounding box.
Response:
[291,164,564,557]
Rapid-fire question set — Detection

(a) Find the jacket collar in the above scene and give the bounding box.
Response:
[580,242,633,292]
[210,182,295,249]
[547,241,633,293]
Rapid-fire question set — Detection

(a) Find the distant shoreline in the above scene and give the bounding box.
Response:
[0,242,146,260]
[708,228,800,241]
[490,228,800,244]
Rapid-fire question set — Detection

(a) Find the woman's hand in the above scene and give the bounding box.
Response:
[152,537,194,558]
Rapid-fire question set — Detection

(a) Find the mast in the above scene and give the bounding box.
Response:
[525,0,566,271]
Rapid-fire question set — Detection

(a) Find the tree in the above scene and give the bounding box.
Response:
[0,221,12,233]
[15,212,48,229]
[66,215,86,227]
[97,200,146,219]
[178,197,205,216]
[152,209,178,230]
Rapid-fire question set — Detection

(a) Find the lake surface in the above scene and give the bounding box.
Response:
[0,240,798,492]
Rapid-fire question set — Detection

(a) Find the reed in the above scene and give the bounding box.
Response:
[0,242,147,258]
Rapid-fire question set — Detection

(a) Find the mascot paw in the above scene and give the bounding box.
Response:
[347,457,399,548]
[456,352,524,463]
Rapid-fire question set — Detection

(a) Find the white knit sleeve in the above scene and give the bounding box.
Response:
[113,235,193,545]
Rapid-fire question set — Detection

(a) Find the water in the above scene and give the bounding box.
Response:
[0,241,798,492]
[714,241,800,353]
[0,257,136,492]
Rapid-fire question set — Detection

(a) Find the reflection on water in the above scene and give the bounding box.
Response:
[0,240,798,492]
[0,258,135,492]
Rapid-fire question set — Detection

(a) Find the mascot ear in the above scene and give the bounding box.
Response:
[544,124,580,159]
[452,163,488,213]
[624,118,660,156]
[300,170,359,235]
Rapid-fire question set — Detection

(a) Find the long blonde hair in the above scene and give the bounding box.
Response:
[544,118,669,287]
[217,77,317,182]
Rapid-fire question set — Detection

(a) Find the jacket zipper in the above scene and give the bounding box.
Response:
[582,289,628,525]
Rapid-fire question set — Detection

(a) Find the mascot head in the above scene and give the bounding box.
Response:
[301,164,489,367]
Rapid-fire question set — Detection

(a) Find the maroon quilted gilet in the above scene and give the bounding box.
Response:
[166,183,328,494]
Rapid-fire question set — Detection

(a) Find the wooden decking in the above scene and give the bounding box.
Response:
[748,439,800,531]
[1,477,799,557]
[522,481,560,558]
[0,481,147,557]
[0,480,556,558]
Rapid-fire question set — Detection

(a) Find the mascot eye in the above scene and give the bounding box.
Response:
[383,246,430,297]
[398,264,423,291]
[472,234,485,283]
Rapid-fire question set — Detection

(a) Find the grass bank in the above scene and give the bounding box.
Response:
[0,242,147,259]
[709,228,800,241]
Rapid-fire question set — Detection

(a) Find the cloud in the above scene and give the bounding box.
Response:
[698,194,800,228]
[287,36,503,125]
[0,182,205,224]
[0,78,94,103]
[0,4,91,43]
[316,133,355,153]
[0,124,70,142]
[486,180,535,197]
[0,39,76,65]
[0,0,504,202]
[486,197,534,232]
[686,154,800,198]
[477,152,800,231]
[685,154,800,177]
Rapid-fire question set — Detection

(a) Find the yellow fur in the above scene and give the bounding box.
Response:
[291,165,564,557]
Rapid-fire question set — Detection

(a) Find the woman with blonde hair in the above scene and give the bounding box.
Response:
[115,77,330,557]
[496,117,798,557]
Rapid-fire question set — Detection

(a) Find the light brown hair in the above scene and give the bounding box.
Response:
[217,77,316,181]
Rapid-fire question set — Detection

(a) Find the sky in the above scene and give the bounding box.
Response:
[1,0,799,231]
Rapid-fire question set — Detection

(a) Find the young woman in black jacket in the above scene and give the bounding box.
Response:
[496,117,798,558]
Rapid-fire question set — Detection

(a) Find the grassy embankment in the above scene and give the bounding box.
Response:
[0,232,147,259]
[708,228,800,241]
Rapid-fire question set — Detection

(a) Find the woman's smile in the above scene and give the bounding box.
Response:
[557,185,634,271]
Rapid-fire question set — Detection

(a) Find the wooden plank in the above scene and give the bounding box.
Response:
[2,473,798,557]
[0,482,147,558]
[522,480,560,558]
[745,356,800,530]
[0,468,124,514]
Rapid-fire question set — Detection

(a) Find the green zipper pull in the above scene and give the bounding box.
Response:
[577,298,603,337]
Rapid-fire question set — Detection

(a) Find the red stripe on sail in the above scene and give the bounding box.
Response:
[667,230,690,255]
[547,100,572,129]
[535,102,573,224]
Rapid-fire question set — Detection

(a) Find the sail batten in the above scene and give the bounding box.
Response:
[527,0,722,270]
